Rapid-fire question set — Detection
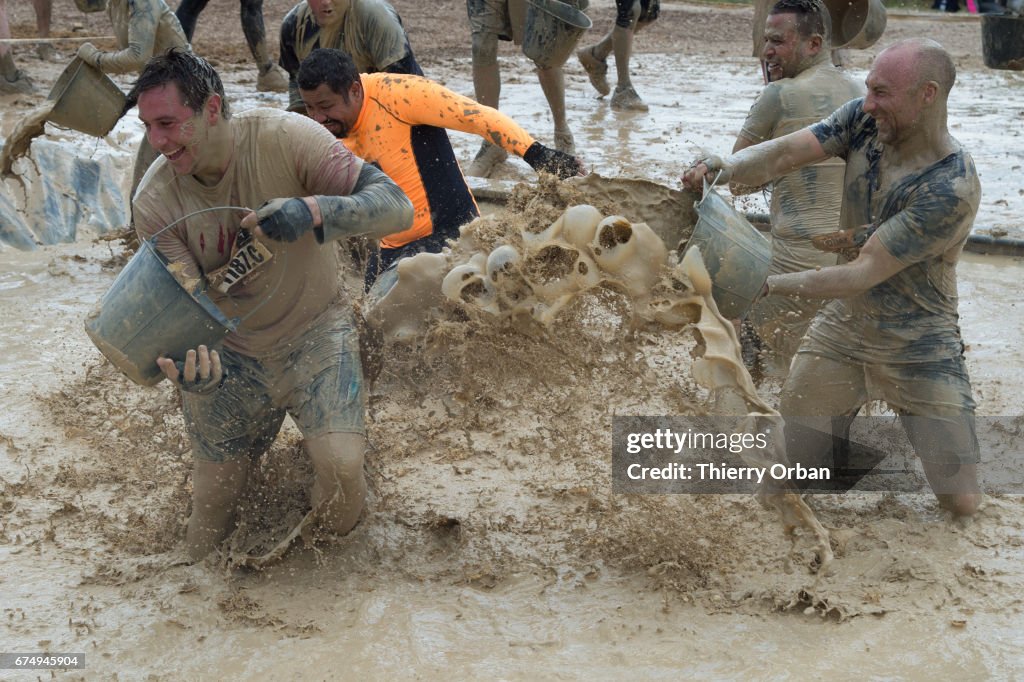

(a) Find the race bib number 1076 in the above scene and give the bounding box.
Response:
[207,229,274,294]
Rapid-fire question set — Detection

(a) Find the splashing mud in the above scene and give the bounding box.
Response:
[0,101,54,178]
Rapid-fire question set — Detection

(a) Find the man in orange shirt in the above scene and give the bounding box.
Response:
[297,47,584,286]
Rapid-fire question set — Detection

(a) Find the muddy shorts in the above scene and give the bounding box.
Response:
[779,346,980,470]
[616,0,660,27]
[467,0,524,42]
[182,307,365,463]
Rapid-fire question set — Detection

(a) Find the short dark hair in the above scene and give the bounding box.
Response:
[769,0,832,45]
[297,48,361,99]
[126,47,231,119]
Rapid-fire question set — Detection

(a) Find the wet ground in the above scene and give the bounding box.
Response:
[1,1,1024,679]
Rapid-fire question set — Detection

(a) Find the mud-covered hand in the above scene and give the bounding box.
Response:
[523,142,584,179]
[157,345,225,394]
[812,223,876,260]
[77,43,102,68]
[681,154,732,190]
[253,198,315,242]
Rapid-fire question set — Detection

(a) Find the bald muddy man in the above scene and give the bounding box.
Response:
[734,0,863,374]
[683,39,983,516]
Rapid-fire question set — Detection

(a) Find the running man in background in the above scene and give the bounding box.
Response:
[297,47,584,287]
[175,0,289,92]
[465,0,581,176]
[279,0,421,115]
[577,0,659,111]
[128,48,413,560]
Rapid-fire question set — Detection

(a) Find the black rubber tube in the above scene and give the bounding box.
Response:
[743,212,1024,257]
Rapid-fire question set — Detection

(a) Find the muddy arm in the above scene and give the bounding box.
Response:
[314,162,414,243]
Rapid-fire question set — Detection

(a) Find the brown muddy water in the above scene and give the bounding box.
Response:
[2,44,1024,681]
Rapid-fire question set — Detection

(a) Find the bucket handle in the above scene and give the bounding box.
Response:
[698,171,725,206]
[146,205,287,324]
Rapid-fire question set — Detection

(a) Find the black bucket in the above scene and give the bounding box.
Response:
[982,14,1024,71]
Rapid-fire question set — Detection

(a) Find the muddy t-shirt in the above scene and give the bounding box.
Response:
[280,0,413,110]
[740,62,864,358]
[804,99,981,364]
[133,109,362,357]
[102,0,189,74]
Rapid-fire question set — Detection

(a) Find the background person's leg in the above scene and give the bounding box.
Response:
[174,0,210,41]
[240,0,287,92]
[535,65,574,153]
[467,31,508,176]
[609,0,649,111]
[0,0,34,94]
[32,0,55,59]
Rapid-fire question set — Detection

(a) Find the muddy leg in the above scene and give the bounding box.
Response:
[536,65,573,152]
[471,31,500,108]
[186,458,250,561]
[174,0,211,41]
[304,432,367,536]
[921,460,982,517]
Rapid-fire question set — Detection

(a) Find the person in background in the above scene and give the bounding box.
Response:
[174,0,289,92]
[465,0,580,177]
[297,47,584,288]
[0,0,34,93]
[577,0,659,111]
[32,0,57,61]
[279,0,421,115]
[732,0,864,376]
[73,0,191,197]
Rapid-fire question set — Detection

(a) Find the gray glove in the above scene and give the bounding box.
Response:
[77,43,102,68]
[255,198,315,242]
[314,163,414,243]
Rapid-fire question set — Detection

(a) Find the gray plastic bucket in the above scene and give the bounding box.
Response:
[681,185,771,320]
[84,239,237,386]
[522,0,592,69]
[47,57,127,138]
[823,0,887,50]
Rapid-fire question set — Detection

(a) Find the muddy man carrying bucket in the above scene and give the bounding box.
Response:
[522,0,592,69]
[84,208,255,387]
[680,181,771,320]
[46,57,127,138]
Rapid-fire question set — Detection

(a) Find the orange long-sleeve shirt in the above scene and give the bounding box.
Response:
[345,73,536,249]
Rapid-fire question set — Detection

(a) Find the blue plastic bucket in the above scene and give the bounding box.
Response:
[682,185,771,320]
[84,238,237,386]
